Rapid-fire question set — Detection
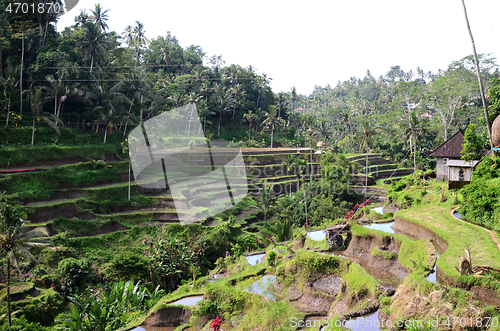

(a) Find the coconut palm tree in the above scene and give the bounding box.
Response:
[78,21,110,73]
[404,111,424,172]
[243,109,258,143]
[0,203,49,327]
[132,21,148,67]
[0,65,19,129]
[261,105,285,148]
[353,118,381,196]
[31,87,60,146]
[254,181,275,224]
[294,158,309,225]
[90,4,110,32]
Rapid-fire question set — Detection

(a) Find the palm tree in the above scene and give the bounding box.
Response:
[74,9,90,30]
[44,74,74,127]
[243,109,258,143]
[254,181,275,224]
[31,87,60,146]
[86,79,131,143]
[90,4,110,32]
[404,112,424,172]
[294,158,309,225]
[132,21,148,67]
[0,65,19,129]
[231,83,245,125]
[199,106,215,133]
[353,118,381,196]
[79,22,110,73]
[261,105,285,148]
[461,0,493,149]
[0,203,49,327]
[275,92,289,119]
[213,83,234,136]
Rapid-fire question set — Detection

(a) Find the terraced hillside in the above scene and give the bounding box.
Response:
[346,153,412,202]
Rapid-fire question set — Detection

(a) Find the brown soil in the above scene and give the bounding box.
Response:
[28,205,94,223]
[392,217,449,254]
[343,235,409,286]
[143,307,191,327]
[381,283,486,330]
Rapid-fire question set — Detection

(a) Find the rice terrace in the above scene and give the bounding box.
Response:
[1,1,500,330]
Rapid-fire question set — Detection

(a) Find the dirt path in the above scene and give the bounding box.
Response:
[450,207,500,253]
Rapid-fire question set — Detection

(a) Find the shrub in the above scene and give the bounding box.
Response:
[267,251,277,266]
[57,258,93,294]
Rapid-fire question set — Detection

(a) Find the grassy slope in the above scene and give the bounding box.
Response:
[397,201,500,286]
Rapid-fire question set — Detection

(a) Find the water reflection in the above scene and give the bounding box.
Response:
[426,251,440,284]
[246,253,266,265]
[243,275,277,301]
[307,230,326,241]
[344,310,383,331]
[168,295,203,306]
[363,222,395,234]
[371,206,384,214]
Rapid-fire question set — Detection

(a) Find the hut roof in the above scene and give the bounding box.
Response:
[428,130,465,158]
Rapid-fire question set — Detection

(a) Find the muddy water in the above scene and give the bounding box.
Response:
[298,315,328,330]
[246,253,266,265]
[307,230,326,241]
[363,221,395,234]
[168,295,203,306]
[426,251,440,284]
[343,310,386,331]
[243,275,277,301]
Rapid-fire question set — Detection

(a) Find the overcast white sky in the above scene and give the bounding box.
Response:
[57,0,500,96]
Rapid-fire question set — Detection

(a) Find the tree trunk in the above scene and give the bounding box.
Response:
[123,98,134,140]
[31,114,35,146]
[20,32,24,116]
[303,177,308,225]
[461,0,494,149]
[7,258,11,327]
[248,122,251,143]
[413,136,417,172]
[270,125,274,148]
[5,92,11,128]
[55,98,62,127]
[103,127,107,144]
[128,158,131,201]
[218,109,222,136]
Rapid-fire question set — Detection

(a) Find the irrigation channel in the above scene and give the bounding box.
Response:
[302,205,441,331]
[132,205,443,331]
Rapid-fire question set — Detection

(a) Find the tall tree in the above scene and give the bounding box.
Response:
[261,105,285,148]
[78,21,110,73]
[354,118,381,195]
[91,4,110,32]
[0,65,19,128]
[242,109,258,143]
[461,0,494,149]
[0,203,48,327]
